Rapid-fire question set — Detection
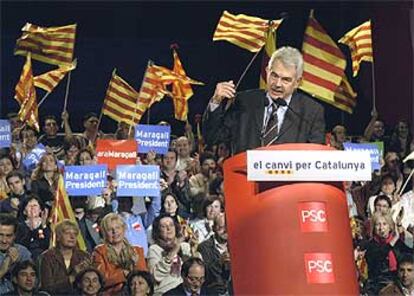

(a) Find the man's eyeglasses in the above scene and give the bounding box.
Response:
[186,276,205,283]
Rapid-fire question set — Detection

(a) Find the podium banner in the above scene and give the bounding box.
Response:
[247,150,371,181]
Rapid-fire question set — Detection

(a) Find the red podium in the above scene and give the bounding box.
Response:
[223,144,359,295]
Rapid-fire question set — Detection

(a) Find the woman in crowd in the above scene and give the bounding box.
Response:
[39,219,91,295]
[76,147,96,166]
[388,120,412,159]
[0,154,14,199]
[92,213,147,296]
[147,214,193,295]
[63,136,82,165]
[15,195,51,259]
[367,175,401,217]
[74,267,105,296]
[30,152,60,206]
[190,195,223,244]
[125,271,154,296]
[364,212,412,295]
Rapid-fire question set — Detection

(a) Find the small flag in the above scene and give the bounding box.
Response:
[102,69,141,126]
[50,175,87,251]
[34,60,77,93]
[259,29,277,89]
[213,10,282,53]
[338,20,373,77]
[15,23,76,66]
[14,53,40,131]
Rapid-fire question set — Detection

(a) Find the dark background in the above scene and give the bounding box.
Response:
[1,1,413,137]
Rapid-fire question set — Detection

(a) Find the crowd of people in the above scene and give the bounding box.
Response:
[0,47,412,296]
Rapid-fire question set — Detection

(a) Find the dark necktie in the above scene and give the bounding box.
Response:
[262,104,279,146]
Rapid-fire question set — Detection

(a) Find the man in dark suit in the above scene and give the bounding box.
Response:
[203,46,325,154]
[163,257,212,296]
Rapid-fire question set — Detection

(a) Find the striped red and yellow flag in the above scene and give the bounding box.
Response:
[102,70,141,126]
[213,10,282,53]
[333,75,357,114]
[15,23,76,66]
[14,53,40,131]
[259,29,277,89]
[299,13,347,104]
[50,175,86,250]
[34,61,76,93]
[338,20,373,77]
[171,49,204,121]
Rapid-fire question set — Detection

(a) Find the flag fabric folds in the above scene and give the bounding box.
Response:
[15,23,77,66]
[14,53,40,131]
[259,29,276,89]
[338,20,373,77]
[171,50,204,121]
[102,70,141,126]
[213,10,282,52]
[34,61,76,93]
[50,175,87,251]
[299,13,357,113]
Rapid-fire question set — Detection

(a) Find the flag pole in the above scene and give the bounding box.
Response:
[371,60,377,114]
[60,71,72,129]
[235,48,263,90]
[129,61,152,136]
[37,91,51,108]
[399,169,414,196]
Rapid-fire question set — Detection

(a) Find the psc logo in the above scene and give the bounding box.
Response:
[297,202,328,232]
[304,253,335,284]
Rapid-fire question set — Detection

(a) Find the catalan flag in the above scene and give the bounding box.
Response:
[34,61,76,93]
[14,53,40,131]
[15,23,76,66]
[50,175,86,251]
[338,20,373,77]
[300,13,347,104]
[213,11,282,53]
[102,70,141,126]
[259,29,277,89]
[171,49,204,121]
[333,75,357,114]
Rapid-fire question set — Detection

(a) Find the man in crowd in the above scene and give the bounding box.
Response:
[0,171,29,216]
[197,213,232,294]
[38,114,70,159]
[380,255,414,295]
[0,214,32,294]
[203,46,325,154]
[189,152,217,198]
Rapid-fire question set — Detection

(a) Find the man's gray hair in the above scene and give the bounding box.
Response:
[267,46,304,79]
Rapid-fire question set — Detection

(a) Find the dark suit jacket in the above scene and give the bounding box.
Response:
[163,283,214,296]
[203,89,325,154]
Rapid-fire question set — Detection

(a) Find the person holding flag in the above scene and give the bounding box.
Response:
[203,46,325,154]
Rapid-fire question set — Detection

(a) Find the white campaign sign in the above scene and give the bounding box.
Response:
[247,150,372,181]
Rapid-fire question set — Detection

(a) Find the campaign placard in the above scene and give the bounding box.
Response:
[0,120,11,148]
[64,165,107,196]
[22,143,46,172]
[343,142,381,171]
[116,165,160,197]
[247,150,372,181]
[135,124,170,154]
[96,139,137,170]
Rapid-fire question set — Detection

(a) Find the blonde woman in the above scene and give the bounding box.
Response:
[92,213,147,296]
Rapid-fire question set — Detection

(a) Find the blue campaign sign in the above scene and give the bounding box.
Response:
[64,165,107,196]
[135,124,170,155]
[0,120,11,148]
[22,144,46,172]
[116,165,160,197]
[343,142,381,171]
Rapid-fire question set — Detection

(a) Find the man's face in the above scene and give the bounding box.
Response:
[43,119,58,136]
[0,224,15,251]
[399,262,414,289]
[80,271,102,296]
[374,200,390,214]
[7,176,25,195]
[162,152,177,170]
[184,264,205,293]
[214,214,228,242]
[201,159,216,177]
[373,121,384,138]
[176,138,190,157]
[84,117,99,132]
[266,60,300,100]
[381,178,395,195]
[14,266,36,293]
